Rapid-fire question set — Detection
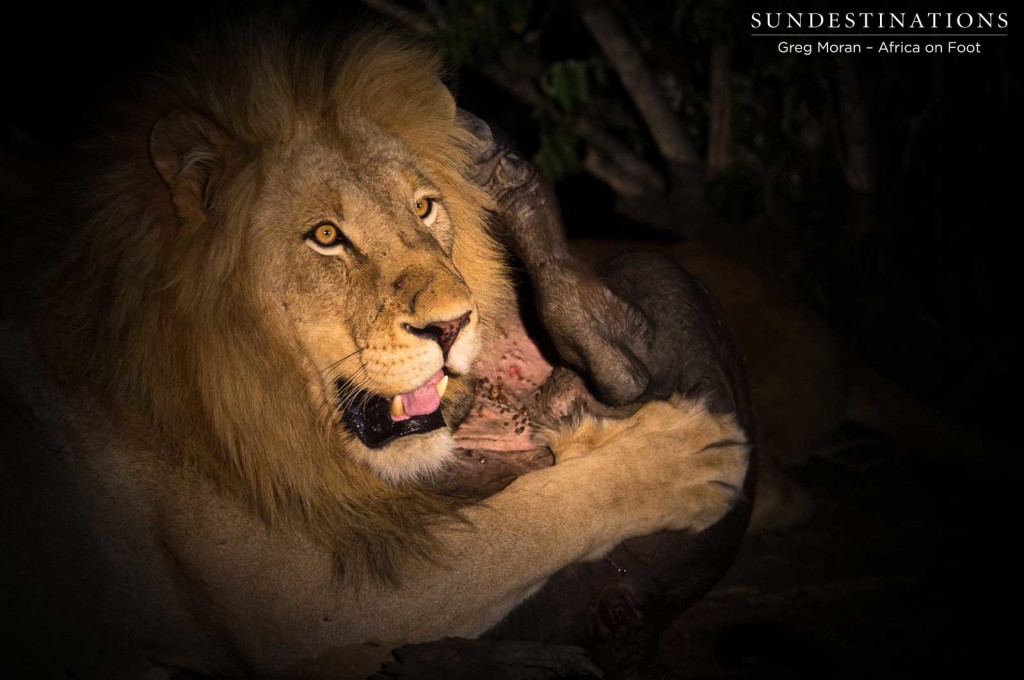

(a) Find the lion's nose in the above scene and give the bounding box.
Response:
[403,311,472,359]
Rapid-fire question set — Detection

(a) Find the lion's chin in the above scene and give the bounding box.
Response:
[336,377,460,482]
[349,428,456,484]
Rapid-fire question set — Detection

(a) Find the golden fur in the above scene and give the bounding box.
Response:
[36,24,510,581]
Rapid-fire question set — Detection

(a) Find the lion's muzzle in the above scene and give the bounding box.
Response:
[402,310,472,360]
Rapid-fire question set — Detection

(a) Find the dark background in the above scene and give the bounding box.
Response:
[2,0,1018,438]
[1,1,1019,677]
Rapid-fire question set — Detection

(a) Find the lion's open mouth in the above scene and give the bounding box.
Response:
[337,315,563,451]
[339,370,449,448]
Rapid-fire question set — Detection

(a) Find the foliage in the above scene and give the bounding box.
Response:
[533,113,581,183]
[437,0,534,65]
[540,58,607,113]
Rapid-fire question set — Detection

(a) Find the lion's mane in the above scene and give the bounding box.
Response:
[35,22,509,581]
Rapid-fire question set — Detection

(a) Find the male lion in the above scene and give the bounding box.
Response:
[0,25,749,677]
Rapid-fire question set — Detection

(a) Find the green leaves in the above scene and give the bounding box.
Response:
[533,114,581,183]
[438,0,536,65]
[540,59,606,113]
[533,59,610,180]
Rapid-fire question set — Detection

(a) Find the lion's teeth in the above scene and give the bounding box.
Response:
[390,394,406,419]
[436,374,449,399]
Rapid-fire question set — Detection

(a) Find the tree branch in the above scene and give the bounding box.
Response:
[707,0,734,175]
[576,1,702,168]
[359,0,435,35]
[357,0,667,200]
[479,60,666,195]
[834,56,878,240]
[835,56,876,195]
[707,43,732,175]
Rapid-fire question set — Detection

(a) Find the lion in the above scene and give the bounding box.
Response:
[0,24,749,678]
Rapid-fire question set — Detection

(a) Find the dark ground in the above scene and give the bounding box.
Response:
[1,2,1020,679]
[659,433,1017,679]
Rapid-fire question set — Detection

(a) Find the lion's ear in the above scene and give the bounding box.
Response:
[150,110,236,224]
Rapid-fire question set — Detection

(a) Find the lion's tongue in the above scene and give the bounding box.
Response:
[392,370,444,422]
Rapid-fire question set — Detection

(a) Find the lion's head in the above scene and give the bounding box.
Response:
[36,24,510,579]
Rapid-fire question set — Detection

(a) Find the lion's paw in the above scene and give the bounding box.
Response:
[548,396,750,539]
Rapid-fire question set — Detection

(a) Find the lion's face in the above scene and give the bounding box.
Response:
[39,29,511,576]
[247,122,484,481]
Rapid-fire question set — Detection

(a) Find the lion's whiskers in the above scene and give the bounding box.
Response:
[311,348,365,388]
[355,362,393,414]
[336,367,371,410]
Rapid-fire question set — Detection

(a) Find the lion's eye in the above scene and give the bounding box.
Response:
[305,221,349,255]
[414,197,436,223]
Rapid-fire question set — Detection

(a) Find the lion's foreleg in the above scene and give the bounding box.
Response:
[366,396,749,641]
